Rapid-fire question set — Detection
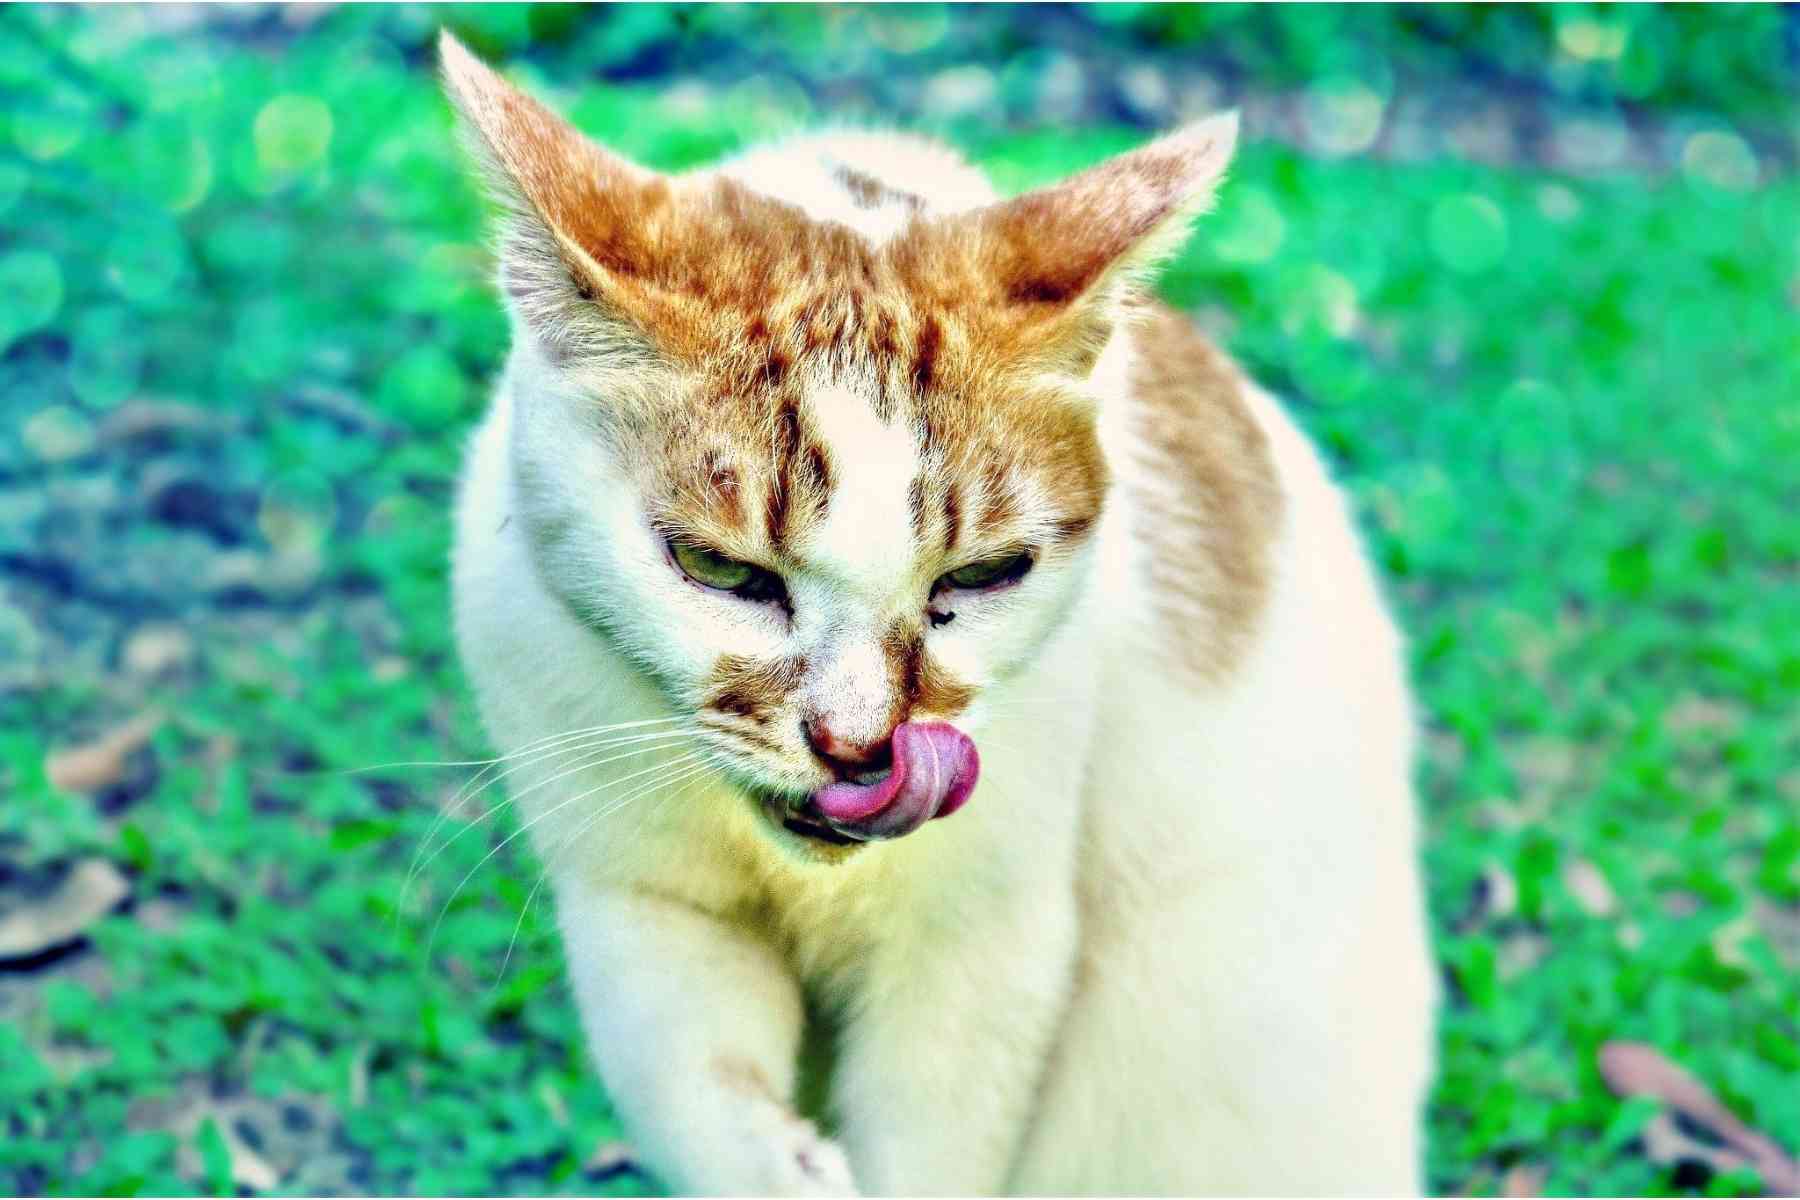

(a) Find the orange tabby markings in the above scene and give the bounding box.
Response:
[1126,304,1284,681]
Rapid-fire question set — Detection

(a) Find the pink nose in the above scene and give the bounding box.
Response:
[803,716,895,776]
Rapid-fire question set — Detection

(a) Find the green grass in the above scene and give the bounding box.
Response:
[3,5,1796,1195]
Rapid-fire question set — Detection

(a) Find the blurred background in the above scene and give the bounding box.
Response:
[2,4,1797,1195]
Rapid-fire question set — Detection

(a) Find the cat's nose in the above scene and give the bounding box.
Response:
[803,716,895,777]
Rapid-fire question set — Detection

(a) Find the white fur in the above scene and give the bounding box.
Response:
[714,130,998,240]
[452,132,1434,1195]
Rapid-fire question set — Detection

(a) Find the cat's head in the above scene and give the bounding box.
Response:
[441,34,1234,859]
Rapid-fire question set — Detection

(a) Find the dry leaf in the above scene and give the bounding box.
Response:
[1501,1163,1547,1197]
[1480,860,1519,920]
[348,1043,371,1109]
[0,858,131,961]
[1563,858,1617,918]
[1598,1041,1800,1194]
[1662,693,1741,736]
[122,625,195,677]
[97,399,217,444]
[1457,860,1518,931]
[133,1087,346,1195]
[1642,1111,1755,1180]
[1498,930,1550,980]
[46,710,164,793]
[175,1111,281,1193]
[537,1077,570,1127]
[1456,1167,1498,1197]
[584,1139,634,1177]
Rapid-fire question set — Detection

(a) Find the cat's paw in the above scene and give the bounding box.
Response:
[738,1094,858,1196]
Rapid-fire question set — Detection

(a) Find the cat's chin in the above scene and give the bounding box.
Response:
[755,795,871,864]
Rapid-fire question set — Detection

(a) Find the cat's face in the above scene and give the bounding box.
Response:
[442,34,1233,856]
[511,286,1108,852]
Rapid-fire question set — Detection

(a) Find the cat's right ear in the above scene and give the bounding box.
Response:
[438,31,669,360]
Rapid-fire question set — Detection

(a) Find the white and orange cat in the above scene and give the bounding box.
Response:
[442,32,1435,1197]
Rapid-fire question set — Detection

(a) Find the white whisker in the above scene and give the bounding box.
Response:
[487,759,716,988]
[340,715,690,777]
[424,750,709,962]
[402,728,699,914]
[393,718,698,929]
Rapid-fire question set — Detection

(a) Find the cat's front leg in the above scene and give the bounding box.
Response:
[829,880,1079,1195]
[557,887,857,1196]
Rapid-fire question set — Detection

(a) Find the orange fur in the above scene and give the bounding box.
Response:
[443,28,1266,780]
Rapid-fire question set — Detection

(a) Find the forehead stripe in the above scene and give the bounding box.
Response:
[941,483,961,554]
[907,475,929,542]
[762,398,837,553]
[803,443,833,503]
[764,399,803,550]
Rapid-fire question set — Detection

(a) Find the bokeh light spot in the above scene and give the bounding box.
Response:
[1536,184,1582,224]
[1278,264,1360,339]
[922,66,998,120]
[0,162,25,217]
[1302,76,1386,158]
[1429,194,1508,274]
[1494,379,1579,487]
[128,122,215,213]
[69,307,146,409]
[868,6,947,54]
[1556,19,1628,62]
[378,346,471,432]
[0,251,64,347]
[260,471,338,557]
[1681,129,1758,192]
[105,218,190,307]
[1212,184,1286,265]
[1553,113,1630,172]
[10,85,90,160]
[721,75,813,134]
[21,405,96,464]
[0,600,42,669]
[255,93,334,173]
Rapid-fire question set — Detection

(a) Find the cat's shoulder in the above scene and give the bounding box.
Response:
[1119,301,1287,683]
[708,130,998,242]
[1125,302,1269,470]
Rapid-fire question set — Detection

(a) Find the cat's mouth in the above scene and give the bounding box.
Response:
[781,812,863,846]
[764,722,981,848]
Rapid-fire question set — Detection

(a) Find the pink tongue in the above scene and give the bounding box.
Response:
[809,721,980,840]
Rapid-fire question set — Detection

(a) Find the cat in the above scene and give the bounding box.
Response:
[440,31,1436,1197]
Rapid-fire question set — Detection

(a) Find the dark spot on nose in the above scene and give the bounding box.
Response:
[802,716,894,779]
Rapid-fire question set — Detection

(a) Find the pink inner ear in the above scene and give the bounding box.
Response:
[810,722,980,839]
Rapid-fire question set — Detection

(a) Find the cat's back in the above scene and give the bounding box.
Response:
[1099,300,1411,793]
[1019,307,1433,1199]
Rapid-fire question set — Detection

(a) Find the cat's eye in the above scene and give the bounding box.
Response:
[670,540,787,605]
[938,550,1034,593]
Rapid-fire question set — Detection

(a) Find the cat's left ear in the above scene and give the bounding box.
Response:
[978,114,1238,309]
[438,31,673,360]
[920,115,1236,375]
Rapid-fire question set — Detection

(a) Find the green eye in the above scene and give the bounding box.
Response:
[668,540,790,606]
[941,551,1034,592]
[672,541,754,592]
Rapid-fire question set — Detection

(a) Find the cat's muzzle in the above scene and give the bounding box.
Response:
[777,721,980,844]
